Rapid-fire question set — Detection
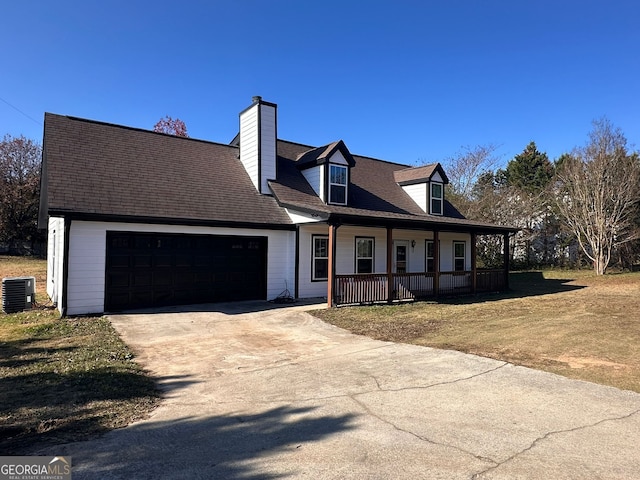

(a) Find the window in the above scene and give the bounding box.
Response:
[329,164,348,204]
[453,241,466,271]
[430,182,443,215]
[425,240,434,272]
[312,235,329,281]
[355,237,374,274]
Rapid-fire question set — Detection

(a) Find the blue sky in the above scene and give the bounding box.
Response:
[2,1,639,167]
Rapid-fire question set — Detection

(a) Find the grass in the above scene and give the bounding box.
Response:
[313,270,640,393]
[0,255,160,454]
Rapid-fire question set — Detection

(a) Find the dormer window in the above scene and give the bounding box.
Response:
[394,163,449,215]
[430,182,443,215]
[329,164,348,205]
[296,140,356,206]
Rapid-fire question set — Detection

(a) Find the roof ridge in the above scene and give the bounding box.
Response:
[45,112,238,149]
[396,162,440,171]
[277,138,411,168]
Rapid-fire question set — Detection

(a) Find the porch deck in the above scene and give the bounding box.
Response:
[334,269,506,306]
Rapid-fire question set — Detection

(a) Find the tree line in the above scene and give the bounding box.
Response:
[443,118,640,274]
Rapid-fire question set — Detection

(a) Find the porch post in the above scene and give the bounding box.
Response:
[503,232,510,290]
[471,231,477,294]
[328,223,338,307]
[386,226,393,303]
[433,230,440,298]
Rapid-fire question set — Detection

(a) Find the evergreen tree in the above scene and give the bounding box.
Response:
[505,141,554,193]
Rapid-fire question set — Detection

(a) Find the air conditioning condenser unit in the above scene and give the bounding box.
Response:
[2,276,36,314]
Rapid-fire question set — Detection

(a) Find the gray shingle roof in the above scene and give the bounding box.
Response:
[41,113,292,227]
[270,141,515,233]
[40,114,516,233]
[393,163,449,185]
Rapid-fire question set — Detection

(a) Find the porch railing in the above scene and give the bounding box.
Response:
[334,269,506,306]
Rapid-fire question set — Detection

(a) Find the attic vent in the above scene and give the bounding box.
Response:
[2,277,35,313]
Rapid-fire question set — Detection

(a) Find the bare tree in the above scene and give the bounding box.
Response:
[440,144,500,219]
[443,144,500,199]
[555,118,640,274]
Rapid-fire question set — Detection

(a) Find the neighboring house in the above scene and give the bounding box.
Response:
[38,96,518,316]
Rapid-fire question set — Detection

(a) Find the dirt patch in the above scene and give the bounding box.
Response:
[553,355,629,370]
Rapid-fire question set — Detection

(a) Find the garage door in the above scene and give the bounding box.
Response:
[105,232,267,311]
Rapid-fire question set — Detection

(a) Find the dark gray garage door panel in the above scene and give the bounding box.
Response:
[105,232,267,311]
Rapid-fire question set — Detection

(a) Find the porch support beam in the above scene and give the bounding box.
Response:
[386,227,393,303]
[471,231,477,294]
[433,230,440,298]
[503,232,510,290]
[328,223,338,307]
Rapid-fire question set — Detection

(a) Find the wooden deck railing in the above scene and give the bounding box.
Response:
[334,269,506,306]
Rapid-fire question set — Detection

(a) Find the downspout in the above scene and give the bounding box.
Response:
[60,218,71,318]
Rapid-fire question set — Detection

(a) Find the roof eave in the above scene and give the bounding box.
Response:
[45,210,296,230]
[325,212,518,233]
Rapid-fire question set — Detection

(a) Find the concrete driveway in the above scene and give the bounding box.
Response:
[49,301,640,479]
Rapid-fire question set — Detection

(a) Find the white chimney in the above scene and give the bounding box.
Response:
[239,96,277,194]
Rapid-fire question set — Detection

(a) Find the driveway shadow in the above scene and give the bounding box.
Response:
[57,406,357,479]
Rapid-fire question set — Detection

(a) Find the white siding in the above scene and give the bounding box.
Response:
[335,226,388,274]
[328,150,348,166]
[46,217,65,312]
[65,221,295,316]
[388,230,470,272]
[66,222,108,315]
[302,165,324,200]
[391,229,426,273]
[432,232,472,271]
[259,103,277,193]
[239,102,277,194]
[402,183,427,212]
[239,104,259,191]
[298,224,330,298]
[301,156,346,204]
[432,171,444,183]
[285,208,326,224]
[297,225,388,298]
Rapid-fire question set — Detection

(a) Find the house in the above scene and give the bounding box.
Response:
[38,96,518,316]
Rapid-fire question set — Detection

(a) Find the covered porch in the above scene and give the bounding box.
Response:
[324,222,514,307]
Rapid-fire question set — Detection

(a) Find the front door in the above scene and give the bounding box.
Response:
[393,241,409,273]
